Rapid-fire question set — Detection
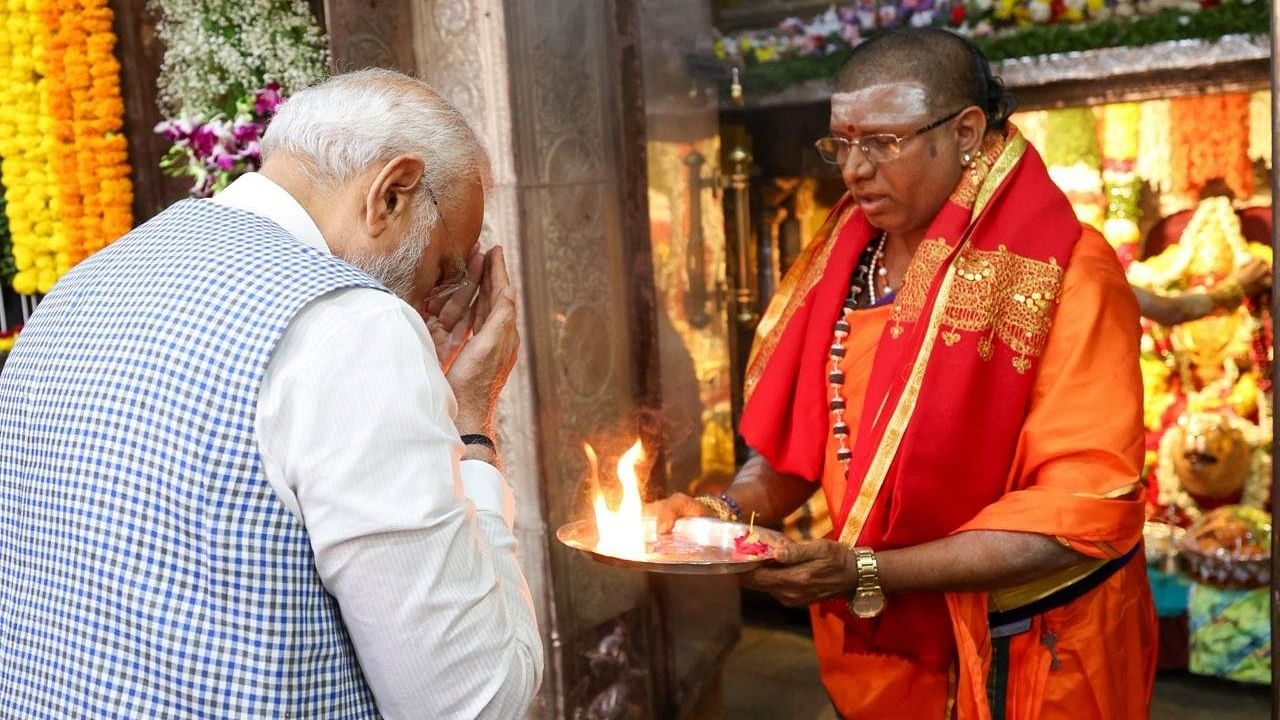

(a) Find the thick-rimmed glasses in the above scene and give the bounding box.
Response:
[814,108,966,166]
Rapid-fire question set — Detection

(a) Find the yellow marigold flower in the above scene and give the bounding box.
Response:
[36,268,58,294]
[12,245,33,270]
[11,270,37,295]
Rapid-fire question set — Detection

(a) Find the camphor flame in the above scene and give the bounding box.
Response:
[585,440,647,559]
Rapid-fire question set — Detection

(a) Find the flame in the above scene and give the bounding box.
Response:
[585,440,647,558]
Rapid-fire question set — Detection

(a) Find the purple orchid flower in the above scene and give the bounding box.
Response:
[232,120,263,144]
[155,118,193,142]
[211,151,238,171]
[189,125,221,159]
[254,82,284,117]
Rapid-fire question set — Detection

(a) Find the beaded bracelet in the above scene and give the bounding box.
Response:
[694,493,743,523]
[716,492,744,522]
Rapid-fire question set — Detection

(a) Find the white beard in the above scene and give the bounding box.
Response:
[346,213,430,302]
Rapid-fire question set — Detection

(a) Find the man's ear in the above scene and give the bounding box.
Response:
[363,154,426,236]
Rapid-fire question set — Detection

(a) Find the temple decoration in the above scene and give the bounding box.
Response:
[1042,107,1105,230]
[1136,99,1175,197]
[1247,90,1272,170]
[1129,196,1273,524]
[1169,93,1253,203]
[645,140,737,490]
[0,162,12,352]
[149,0,328,197]
[1101,103,1142,261]
[712,1,1268,97]
[0,0,133,299]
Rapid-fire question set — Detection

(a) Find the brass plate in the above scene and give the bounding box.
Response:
[556,516,789,575]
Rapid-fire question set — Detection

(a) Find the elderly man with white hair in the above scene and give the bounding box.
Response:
[0,68,542,718]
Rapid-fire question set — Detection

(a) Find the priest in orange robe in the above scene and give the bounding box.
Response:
[654,28,1154,719]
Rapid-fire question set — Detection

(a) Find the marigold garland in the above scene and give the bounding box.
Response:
[0,0,131,296]
[0,161,13,285]
[0,0,58,296]
[1169,93,1253,203]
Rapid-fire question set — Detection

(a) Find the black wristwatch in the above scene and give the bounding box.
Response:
[460,433,496,453]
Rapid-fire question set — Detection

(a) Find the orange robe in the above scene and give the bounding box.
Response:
[810,227,1157,719]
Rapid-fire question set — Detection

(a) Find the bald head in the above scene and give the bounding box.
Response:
[832,29,1014,131]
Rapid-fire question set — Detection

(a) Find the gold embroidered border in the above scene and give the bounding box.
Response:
[889,238,952,339]
[953,132,1007,210]
[972,133,1027,219]
[839,262,959,547]
[744,204,854,400]
[891,242,1064,372]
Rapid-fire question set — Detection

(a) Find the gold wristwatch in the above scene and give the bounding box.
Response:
[847,547,885,619]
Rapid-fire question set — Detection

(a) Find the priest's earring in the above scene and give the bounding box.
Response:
[964,152,981,185]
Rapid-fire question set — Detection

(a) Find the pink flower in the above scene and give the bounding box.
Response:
[232,120,262,144]
[189,125,220,159]
[155,118,193,142]
[254,82,284,117]
[237,140,262,161]
[211,151,238,171]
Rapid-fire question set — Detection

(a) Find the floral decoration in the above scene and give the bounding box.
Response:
[1101,103,1142,258]
[156,83,284,197]
[0,0,58,296]
[149,0,328,197]
[714,0,1268,96]
[1043,107,1105,230]
[1136,99,1174,195]
[1247,90,1271,169]
[0,163,12,285]
[0,0,132,298]
[1169,93,1253,202]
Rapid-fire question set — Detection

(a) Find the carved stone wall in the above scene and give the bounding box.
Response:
[409,1,662,717]
[328,1,743,716]
[322,0,415,73]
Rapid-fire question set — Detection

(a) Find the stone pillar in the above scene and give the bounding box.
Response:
[329,1,738,716]
[412,2,667,717]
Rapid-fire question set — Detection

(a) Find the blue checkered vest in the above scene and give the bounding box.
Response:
[0,200,385,718]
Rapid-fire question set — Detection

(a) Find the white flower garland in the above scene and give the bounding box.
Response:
[1248,90,1272,170]
[148,0,329,118]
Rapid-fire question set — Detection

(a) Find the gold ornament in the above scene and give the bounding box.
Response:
[1170,413,1250,501]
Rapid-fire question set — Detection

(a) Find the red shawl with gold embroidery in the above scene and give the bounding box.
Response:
[739,129,1082,670]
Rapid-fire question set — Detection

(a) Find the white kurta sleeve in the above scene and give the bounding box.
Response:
[255,287,543,719]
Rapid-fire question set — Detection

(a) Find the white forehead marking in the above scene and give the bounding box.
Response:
[831,84,931,130]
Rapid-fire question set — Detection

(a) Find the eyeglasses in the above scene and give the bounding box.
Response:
[814,108,967,166]
[423,185,472,303]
